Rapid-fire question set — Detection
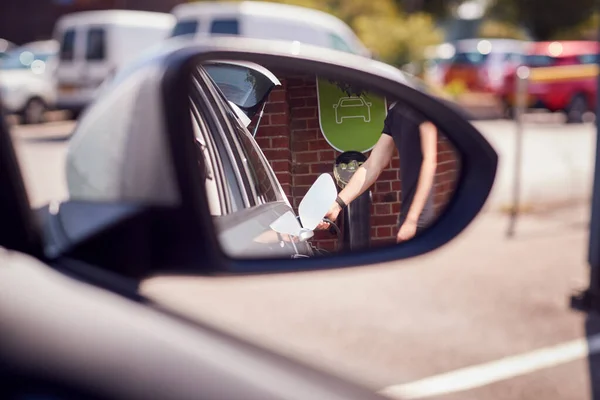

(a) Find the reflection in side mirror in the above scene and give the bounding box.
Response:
[298,173,338,231]
[190,61,464,260]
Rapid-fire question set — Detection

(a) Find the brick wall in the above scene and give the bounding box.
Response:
[250,74,460,251]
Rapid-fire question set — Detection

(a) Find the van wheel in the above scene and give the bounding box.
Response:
[566,94,588,124]
[21,98,47,125]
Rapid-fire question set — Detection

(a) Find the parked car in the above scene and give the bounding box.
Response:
[170,1,372,58]
[502,40,598,123]
[440,38,525,94]
[52,10,175,119]
[0,36,498,399]
[0,40,59,124]
[0,38,16,59]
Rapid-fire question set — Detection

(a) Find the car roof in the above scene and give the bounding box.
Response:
[55,10,175,30]
[454,38,526,53]
[171,1,362,48]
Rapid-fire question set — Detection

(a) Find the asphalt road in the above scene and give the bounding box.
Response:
[8,118,596,400]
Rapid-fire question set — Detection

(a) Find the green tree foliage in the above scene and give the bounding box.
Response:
[477,20,528,40]
[487,0,595,40]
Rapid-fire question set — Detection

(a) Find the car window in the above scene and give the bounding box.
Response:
[524,54,557,67]
[210,19,240,35]
[171,20,198,37]
[450,52,489,65]
[86,28,106,61]
[203,63,275,110]
[60,29,76,61]
[224,108,285,205]
[329,33,354,54]
[191,68,248,212]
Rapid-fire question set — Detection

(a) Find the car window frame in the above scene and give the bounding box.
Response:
[191,67,252,211]
[189,96,231,216]
[203,67,288,206]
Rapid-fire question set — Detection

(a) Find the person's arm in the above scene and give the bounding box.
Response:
[318,134,395,229]
[337,134,395,205]
[405,122,438,225]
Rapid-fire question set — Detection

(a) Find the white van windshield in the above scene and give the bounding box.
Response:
[171,20,198,37]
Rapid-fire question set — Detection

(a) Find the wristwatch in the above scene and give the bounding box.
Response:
[335,196,347,209]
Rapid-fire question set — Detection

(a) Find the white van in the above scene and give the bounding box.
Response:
[53,10,175,117]
[170,1,371,58]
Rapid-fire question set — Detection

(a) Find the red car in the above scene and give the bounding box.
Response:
[502,40,598,123]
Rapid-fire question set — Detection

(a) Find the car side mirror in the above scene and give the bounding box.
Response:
[41,37,497,280]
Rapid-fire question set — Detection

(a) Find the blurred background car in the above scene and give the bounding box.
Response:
[52,10,175,120]
[0,38,16,59]
[502,40,598,123]
[170,1,372,58]
[0,40,58,125]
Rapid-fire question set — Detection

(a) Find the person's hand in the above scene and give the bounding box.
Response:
[397,220,418,242]
[316,202,342,230]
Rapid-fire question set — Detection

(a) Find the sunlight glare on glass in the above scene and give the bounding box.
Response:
[438,43,456,59]
[477,40,492,55]
[19,51,34,66]
[31,59,46,74]
[548,41,563,57]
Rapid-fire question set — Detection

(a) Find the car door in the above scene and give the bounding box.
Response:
[191,66,313,259]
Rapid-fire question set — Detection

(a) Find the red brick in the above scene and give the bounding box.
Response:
[268,89,286,102]
[308,140,333,151]
[276,172,291,185]
[291,119,308,130]
[391,181,401,191]
[392,203,401,214]
[265,102,288,114]
[294,108,317,119]
[289,98,306,108]
[391,157,400,168]
[375,181,391,192]
[260,126,289,137]
[262,149,290,161]
[292,141,310,152]
[270,136,289,148]
[296,152,319,163]
[280,183,291,195]
[305,97,318,107]
[272,160,290,173]
[375,204,392,215]
[295,174,319,186]
[255,137,270,148]
[293,129,319,141]
[376,226,392,237]
[269,113,289,126]
[307,118,320,129]
[310,163,333,174]
[379,169,397,181]
[293,164,310,174]
[289,88,315,98]
[319,150,336,162]
[373,215,397,227]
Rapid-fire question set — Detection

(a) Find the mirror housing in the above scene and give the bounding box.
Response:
[39,37,497,280]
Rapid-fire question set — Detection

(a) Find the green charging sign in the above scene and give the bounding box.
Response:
[316,77,388,153]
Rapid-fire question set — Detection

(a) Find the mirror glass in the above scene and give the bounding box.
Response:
[189,58,463,260]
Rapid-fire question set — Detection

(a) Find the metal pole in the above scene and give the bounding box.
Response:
[252,102,267,137]
[507,66,529,238]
